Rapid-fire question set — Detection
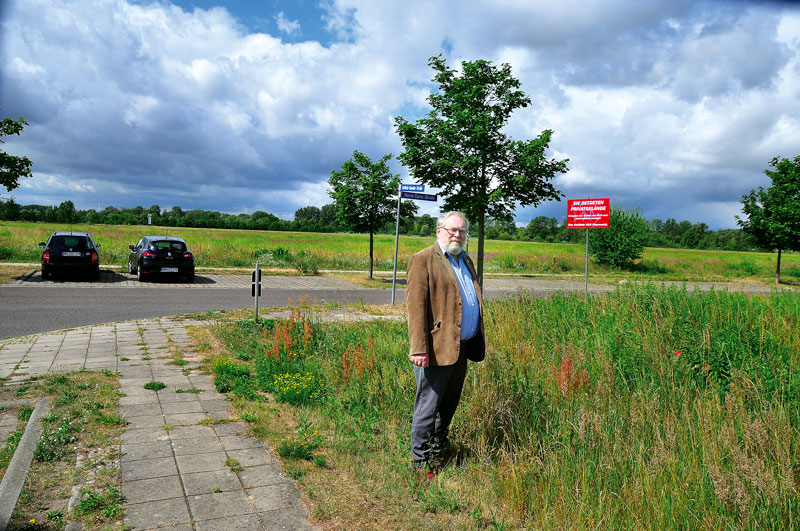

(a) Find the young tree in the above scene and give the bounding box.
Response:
[395,55,568,285]
[0,197,21,220]
[737,155,800,283]
[328,150,417,279]
[56,200,77,224]
[588,206,649,269]
[1,116,34,192]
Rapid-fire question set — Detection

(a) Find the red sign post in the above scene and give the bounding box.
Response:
[567,198,611,295]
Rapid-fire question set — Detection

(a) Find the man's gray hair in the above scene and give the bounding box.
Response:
[437,211,469,231]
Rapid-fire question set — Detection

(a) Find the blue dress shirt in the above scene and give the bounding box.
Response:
[439,244,480,341]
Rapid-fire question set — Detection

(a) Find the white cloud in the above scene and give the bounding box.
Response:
[275,11,300,36]
[1,0,798,229]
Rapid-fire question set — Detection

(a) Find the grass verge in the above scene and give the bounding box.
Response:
[2,370,126,529]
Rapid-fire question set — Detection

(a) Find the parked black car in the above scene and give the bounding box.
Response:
[128,236,195,282]
[39,231,101,280]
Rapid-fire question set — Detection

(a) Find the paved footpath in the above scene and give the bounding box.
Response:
[0,317,316,531]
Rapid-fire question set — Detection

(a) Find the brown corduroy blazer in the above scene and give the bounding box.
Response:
[406,243,485,366]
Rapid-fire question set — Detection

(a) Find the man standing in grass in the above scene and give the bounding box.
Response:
[406,211,485,474]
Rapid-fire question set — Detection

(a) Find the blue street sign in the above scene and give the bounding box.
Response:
[400,184,424,192]
[401,191,437,202]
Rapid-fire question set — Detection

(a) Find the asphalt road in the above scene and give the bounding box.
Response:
[7,268,776,341]
[0,284,403,340]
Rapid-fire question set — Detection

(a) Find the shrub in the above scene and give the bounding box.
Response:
[589,206,649,268]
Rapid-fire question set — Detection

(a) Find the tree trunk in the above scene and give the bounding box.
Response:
[369,230,374,280]
[776,248,781,284]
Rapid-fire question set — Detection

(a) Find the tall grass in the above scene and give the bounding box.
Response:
[209,285,799,528]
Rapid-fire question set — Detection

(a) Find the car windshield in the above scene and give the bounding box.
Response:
[51,236,90,249]
[152,240,186,252]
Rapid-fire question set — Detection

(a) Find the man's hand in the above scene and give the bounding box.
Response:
[411,353,429,368]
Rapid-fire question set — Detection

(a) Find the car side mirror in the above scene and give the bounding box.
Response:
[96,243,101,248]
[129,245,135,250]
[39,242,45,247]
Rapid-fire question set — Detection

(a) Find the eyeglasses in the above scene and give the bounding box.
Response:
[440,226,469,238]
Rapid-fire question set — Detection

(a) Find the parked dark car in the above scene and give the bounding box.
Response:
[128,236,195,282]
[39,231,101,280]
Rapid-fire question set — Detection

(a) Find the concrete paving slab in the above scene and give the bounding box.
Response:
[123,475,184,504]
[236,463,287,489]
[194,513,266,531]
[127,415,167,430]
[260,507,316,530]
[188,490,255,520]
[171,437,225,456]
[121,456,178,481]
[175,451,228,474]
[124,497,191,529]
[160,401,204,414]
[246,483,302,512]
[213,423,246,437]
[164,412,209,425]
[220,436,265,451]
[181,469,241,496]
[227,447,275,468]
[122,426,170,444]
[168,425,217,439]
[119,394,161,406]
[120,405,161,419]
[121,440,173,463]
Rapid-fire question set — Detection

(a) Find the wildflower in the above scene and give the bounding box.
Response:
[30,519,35,524]
[675,350,682,357]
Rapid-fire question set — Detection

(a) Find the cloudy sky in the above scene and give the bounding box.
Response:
[2,0,799,229]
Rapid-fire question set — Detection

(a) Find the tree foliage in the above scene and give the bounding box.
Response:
[395,55,567,285]
[1,116,34,192]
[589,207,649,269]
[737,155,800,283]
[328,150,417,278]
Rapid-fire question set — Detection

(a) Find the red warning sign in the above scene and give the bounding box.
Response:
[567,198,610,228]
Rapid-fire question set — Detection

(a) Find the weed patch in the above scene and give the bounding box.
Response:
[143,381,166,391]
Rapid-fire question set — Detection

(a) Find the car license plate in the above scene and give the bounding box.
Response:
[160,267,179,273]
[62,252,81,257]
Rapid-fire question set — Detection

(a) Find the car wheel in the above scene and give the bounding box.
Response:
[185,273,195,283]
[128,260,135,275]
[137,264,145,282]
[41,269,50,280]
[92,270,100,281]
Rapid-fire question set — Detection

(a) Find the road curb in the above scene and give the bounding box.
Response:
[0,397,52,531]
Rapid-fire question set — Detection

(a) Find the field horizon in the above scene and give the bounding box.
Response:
[1,221,799,286]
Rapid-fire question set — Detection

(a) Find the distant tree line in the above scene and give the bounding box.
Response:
[521,215,755,251]
[0,197,757,251]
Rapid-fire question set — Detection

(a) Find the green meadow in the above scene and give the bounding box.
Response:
[205,285,799,529]
[1,221,799,284]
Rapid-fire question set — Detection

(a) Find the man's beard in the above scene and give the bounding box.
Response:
[446,240,463,256]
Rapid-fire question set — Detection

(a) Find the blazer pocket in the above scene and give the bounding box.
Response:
[430,321,441,335]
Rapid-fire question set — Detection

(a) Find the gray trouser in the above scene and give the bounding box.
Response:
[411,351,468,464]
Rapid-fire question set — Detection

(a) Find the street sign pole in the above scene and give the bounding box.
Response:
[391,183,402,305]
[585,228,589,296]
